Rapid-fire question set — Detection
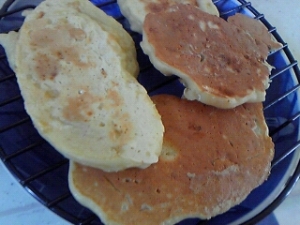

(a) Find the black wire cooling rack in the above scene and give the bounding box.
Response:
[0,0,300,225]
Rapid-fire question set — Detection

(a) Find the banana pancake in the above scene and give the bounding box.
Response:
[10,0,164,172]
[141,4,282,109]
[69,94,274,225]
[117,0,219,34]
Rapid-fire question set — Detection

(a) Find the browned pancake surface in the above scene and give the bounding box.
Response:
[70,94,274,224]
[117,0,219,34]
[142,4,280,107]
[144,0,198,13]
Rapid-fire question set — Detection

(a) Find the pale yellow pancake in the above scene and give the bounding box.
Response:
[9,0,164,172]
[69,94,274,224]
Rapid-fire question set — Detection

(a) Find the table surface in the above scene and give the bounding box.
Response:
[0,0,300,225]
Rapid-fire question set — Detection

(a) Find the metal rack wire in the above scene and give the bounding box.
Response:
[0,0,299,225]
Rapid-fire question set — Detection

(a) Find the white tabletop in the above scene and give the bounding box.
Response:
[0,0,300,225]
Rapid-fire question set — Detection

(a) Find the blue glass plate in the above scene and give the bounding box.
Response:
[0,0,299,224]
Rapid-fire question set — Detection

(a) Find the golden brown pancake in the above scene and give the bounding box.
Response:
[69,94,274,224]
[141,4,282,109]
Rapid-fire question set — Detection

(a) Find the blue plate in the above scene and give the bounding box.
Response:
[0,0,299,224]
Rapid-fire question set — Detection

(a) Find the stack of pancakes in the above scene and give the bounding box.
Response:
[0,0,281,224]
[69,1,279,224]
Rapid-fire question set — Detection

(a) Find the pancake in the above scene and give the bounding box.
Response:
[10,0,164,172]
[117,0,219,34]
[141,4,282,109]
[69,94,274,224]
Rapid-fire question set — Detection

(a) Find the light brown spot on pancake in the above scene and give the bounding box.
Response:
[34,53,59,80]
[108,112,134,148]
[28,21,93,74]
[68,27,86,41]
[29,22,86,46]
[51,46,91,68]
[29,27,61,47]
[62,90,98,122]
[44,89,59,99]
[107,89,123,107]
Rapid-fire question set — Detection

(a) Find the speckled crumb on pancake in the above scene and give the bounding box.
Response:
[117,0,219,34]
[141,4,282,109]
[69,94,274,225]
[12,0,164,172]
